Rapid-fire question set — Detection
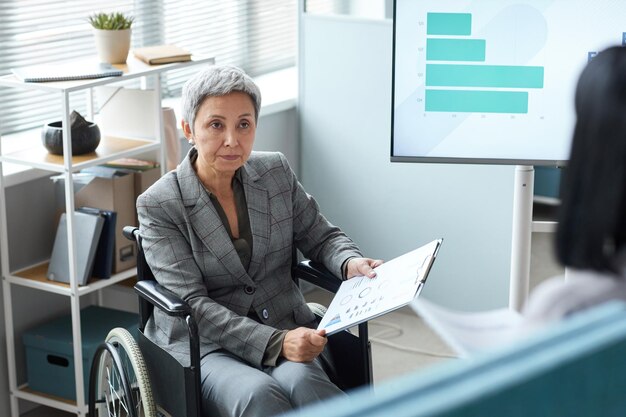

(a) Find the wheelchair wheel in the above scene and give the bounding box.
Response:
[89,340,137,417]
[90,328,156,417]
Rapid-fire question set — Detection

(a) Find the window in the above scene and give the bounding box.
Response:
[0,0,296,135]
[305,0,391,18]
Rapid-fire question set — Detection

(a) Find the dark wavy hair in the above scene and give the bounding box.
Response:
[556,46,626,274]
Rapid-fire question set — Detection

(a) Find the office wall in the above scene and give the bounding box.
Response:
[299,15,516,310]
[0,106,298,416]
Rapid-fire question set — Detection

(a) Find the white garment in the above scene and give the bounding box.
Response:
[523,267,626,325]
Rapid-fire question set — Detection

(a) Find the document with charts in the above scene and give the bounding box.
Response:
[317,239,443,335]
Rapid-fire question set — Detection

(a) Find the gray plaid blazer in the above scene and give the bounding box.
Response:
[137,149,362,367]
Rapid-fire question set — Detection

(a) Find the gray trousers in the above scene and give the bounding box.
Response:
[200,349,346,417]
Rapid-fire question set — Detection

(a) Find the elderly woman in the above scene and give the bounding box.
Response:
[523,46,626,322]
[137,64,382,417]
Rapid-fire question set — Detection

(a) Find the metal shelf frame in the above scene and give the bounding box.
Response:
[0,55,214,416]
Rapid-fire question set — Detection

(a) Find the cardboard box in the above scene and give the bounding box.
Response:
[101,159,161,208]
[133,166,161,201]
[22,306,138,401]
[54,163,161,275]
[132,166,161,223]
[108,164,161,224]
[76,171,136,273]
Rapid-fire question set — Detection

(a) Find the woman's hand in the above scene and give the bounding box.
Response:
[346,257,384,279]
[281,327,327,362]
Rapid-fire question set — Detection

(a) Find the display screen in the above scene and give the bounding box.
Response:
[391,0,626,165]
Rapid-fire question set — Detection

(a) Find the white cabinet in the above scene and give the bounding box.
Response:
[0,55,214,416]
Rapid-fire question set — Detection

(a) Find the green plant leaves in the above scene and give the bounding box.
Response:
[88,12,134,30]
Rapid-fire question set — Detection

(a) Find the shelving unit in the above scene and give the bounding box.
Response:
[0,55,214,417]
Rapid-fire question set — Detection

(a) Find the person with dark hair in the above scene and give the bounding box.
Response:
[523,45,626,321]
[137,64,382,417]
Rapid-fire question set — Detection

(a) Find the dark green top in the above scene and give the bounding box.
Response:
[206,169,286,367]
[206,170,253,269]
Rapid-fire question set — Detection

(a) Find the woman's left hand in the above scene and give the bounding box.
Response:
[346,257,384,279]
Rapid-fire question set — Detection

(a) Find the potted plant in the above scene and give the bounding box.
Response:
[88,12,135,64]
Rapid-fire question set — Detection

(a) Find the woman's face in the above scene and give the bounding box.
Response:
[183,91,256,177]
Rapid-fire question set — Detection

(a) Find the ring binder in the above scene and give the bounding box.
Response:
[47,211,104,285]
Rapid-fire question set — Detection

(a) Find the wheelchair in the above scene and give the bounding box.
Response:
[88,226,373,417]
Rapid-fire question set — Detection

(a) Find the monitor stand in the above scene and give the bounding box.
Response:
[509,165,534,311]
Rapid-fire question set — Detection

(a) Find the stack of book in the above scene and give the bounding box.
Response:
[104,158,159,171]
[132,44,192,65]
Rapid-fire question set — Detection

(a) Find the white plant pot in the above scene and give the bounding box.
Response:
[93,28,131,64]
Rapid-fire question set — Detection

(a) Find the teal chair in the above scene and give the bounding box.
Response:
[284,301,626,417]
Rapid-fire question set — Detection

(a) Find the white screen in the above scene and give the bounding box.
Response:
[392,0,626,165]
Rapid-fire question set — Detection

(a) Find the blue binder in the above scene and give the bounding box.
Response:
[78,207,117,279]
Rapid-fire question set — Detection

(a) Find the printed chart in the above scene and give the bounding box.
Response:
[318,239,442,335]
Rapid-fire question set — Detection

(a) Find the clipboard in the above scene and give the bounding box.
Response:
[317,239,443,336]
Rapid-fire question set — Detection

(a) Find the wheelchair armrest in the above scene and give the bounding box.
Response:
[294,260,341,293]
[122,225,139,242]
[135,280,192,317]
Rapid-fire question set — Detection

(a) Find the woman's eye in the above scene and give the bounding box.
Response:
[210,122,222,129]
[239,121,250,128]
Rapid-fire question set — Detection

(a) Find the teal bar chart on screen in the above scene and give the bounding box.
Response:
[424,11,544,115]
[425,90,529,114]
[391,0,626,161]
[426,12,472,36]
[426,64,544,89]
[425,39,486,62]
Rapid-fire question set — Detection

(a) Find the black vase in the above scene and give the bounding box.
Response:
[41,121,101,155]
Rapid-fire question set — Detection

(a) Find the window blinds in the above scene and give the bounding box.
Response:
[0,0,296,135]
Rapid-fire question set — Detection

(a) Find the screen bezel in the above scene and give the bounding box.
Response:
[390,0,568,167]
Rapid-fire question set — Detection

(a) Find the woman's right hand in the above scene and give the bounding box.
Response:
[281,327,327,362]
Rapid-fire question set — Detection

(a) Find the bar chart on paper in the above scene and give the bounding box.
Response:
[392,0,626,162]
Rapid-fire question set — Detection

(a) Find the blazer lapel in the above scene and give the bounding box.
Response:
[241,162,270,280]
[178,150,252,285]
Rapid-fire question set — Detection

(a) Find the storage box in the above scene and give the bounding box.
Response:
[101,159,161,202]
[132,166,161,224]
[102,163,161,225]
[133,166,161,201]
[54,164,161,275]
[22,306,138,401]
[55,169,137,273]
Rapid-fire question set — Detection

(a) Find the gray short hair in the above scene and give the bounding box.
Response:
[181,65,262,134]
